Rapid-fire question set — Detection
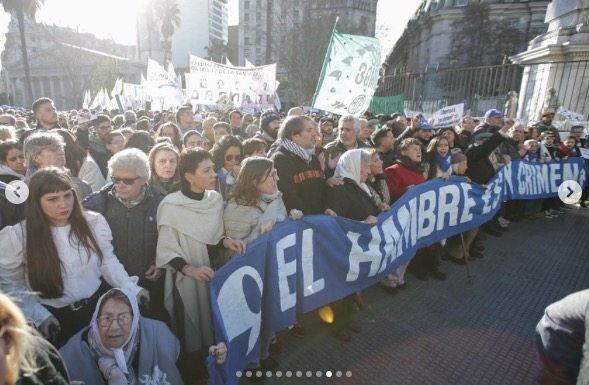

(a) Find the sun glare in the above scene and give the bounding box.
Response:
[35,0,148,45]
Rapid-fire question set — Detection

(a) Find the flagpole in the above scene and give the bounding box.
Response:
[311,17,339,108]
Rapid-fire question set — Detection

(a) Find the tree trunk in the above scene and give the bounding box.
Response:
[17,7,34,107]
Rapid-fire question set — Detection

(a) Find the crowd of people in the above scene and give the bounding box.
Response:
[0,97,587,384]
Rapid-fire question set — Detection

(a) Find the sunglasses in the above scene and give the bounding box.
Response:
[111,176,141,185]
[225,154,241,162]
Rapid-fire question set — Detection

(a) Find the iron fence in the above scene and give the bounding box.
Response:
[376,61,589,123]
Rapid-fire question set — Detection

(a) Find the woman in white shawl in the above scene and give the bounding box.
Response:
[325,149,382,342]
[59,287,185,385]
[223,156,302,376]
[156,148,243,383]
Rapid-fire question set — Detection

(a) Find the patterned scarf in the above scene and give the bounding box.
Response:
[113,184,147,209]
[281,139,312,163]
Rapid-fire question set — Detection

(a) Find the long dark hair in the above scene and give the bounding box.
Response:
[25,167,104,299]
[229,157,274,207]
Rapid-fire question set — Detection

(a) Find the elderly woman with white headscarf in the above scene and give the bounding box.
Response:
[325,148,382,342]
[59,288,186,385]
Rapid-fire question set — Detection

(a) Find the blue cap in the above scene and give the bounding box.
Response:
[484,109,504,119]
[417,117,432,130]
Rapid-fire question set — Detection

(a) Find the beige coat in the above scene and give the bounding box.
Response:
[156,190,224,352]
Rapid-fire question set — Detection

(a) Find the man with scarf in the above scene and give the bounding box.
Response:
[271,115,326,216]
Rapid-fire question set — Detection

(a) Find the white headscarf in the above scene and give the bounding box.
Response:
[88,288,141,385]
[334,149,371,195]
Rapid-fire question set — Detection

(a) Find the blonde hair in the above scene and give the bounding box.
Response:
[0,126,16,142]
[0,293,38,384]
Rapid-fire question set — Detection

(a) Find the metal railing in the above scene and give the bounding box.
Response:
[376,61,589,122]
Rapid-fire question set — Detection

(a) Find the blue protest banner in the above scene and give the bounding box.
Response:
[208,158,587,384]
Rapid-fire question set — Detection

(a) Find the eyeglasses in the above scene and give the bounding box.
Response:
[111,176,141,185]
[97,313,132,328]
[225,154,241,162]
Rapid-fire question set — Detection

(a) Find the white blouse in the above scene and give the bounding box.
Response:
[0,211,141,327]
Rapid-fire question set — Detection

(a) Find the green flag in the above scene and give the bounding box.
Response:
[312,30,381,117]
[370,94,405,115]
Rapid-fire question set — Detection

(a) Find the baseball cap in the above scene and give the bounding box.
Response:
[417,117,432,130]
[484,109,504,119]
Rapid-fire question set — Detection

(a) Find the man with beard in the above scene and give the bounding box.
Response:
[320,117,336,146]
[323,115,368,178]
[255,110,281,148]
[533,110,561,144]
[19,98,61,144]
[87,115,115,178]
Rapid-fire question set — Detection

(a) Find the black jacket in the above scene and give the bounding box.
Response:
[465,132,506,185]
[326,178,379,221]
[0,182,26,230]
[82,184,163,285]
[271,145,325,215]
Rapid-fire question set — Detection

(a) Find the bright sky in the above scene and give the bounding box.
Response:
[0,0,422,64]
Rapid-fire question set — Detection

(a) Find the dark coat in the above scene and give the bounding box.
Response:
[465,132,506,185]
[0,182,25,230]
[326,178,379,221]
[82,184,162,284]
[271,145,325,215]
[322,138,368,178]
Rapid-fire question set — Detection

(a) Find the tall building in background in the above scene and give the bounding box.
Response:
[1,17,142,108]
[383,0,550,74]
[238,0,378,107]
[137,0,229,71]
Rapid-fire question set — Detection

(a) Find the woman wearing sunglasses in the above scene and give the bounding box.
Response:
[60,288,185,385]
[0,168,148,348]
[210,135,243,202]
[0,141,26,184]
[82,148,168,324]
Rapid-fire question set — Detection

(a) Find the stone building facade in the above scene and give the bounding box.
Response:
[1,17,143,109]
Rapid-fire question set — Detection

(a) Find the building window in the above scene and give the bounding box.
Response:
[244,48,250,57]
[256,12,261,21]
[256,35,262,45]
[294,9,299,19]
[244,13,250,22]
[244,36,250,44]
[255,59,262,66]
[256,0,261,6]
[244,0,249,8]
[294,0,299,5]
[256,47,262,57]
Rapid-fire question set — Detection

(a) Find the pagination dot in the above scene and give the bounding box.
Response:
[336,371,343,377]
[316,371,323,377]
[346,371,352,377]
[326,371,333,377]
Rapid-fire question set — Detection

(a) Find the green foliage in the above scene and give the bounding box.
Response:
[92,57,120,93]
[204,38,230,63]
[267,11,368,105]
[444,3,526,68]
